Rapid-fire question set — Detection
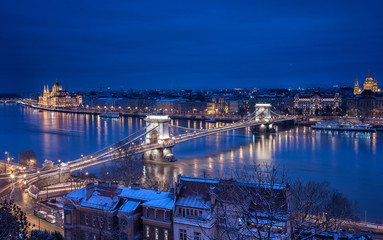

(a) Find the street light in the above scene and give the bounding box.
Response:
[4,151,10,173]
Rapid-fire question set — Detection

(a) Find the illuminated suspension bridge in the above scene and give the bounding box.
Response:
[3,104,295,186]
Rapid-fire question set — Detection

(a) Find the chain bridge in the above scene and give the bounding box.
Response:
[16,104,295,185]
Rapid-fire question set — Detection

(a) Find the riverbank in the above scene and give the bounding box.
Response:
[20,101,241,122]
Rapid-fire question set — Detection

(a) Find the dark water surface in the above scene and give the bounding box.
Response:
[1,103,382,221]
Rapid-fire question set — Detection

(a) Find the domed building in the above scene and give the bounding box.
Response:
[38,78,82,108]
[354,72,381,95]
[348,72,383,117]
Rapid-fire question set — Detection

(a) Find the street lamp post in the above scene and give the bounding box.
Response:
[58,159,61,183]
[4,151,9,174]
[10,173,15,200]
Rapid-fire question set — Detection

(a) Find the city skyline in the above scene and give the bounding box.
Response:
[1,1,383,93]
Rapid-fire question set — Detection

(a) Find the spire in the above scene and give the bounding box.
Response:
[56,77,59,84]
[354,77,360,95]
[367,72,371,78]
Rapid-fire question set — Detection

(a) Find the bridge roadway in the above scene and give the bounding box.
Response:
[0,98,21,103]
[1,115,294,186]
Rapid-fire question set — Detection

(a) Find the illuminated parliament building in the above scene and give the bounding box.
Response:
[38,78,82,108]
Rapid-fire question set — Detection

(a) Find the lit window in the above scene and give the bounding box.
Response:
[155,228,159,240]
[164,229,168,240]
[146,226,150,238]
[180,229,187,240]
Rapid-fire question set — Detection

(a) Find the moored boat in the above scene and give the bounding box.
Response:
[100,112,120,118]
[311,122,376,132]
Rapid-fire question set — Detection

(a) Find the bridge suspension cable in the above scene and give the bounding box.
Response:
[70,125,156,164]
[270,110,284,117]
[169,124,206,132]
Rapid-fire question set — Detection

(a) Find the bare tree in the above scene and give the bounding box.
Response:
[197,164,290,240]
[100,154,143,187]
[289,180,357,239]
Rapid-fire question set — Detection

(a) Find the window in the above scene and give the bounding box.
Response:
[155,209,158,219]
[194,232,201,240]
[146,226,150,238]
[146,207,149,217]
[121,218,127,227]
[108,220,111,231]
[199,210,202,216]
[155,227,159,240]
[92,216,96,227]
[164,229,168,240]
[65,212,72,224]
[164,211,168,220]
[187,209,189,215]
[180,229,187,240]
[85,215,89,225]
[178,208,181,215]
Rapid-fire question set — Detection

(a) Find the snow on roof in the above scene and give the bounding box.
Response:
[176,195,210,210]
[119,200,141,213]
[65,184,171,210]
[64,187,86,200]
[142,197,174,210]
[80,192,120,211]
[180,176,219,184]
[119,187,170,202]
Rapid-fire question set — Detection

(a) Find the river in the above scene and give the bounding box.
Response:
[1,103,382,222]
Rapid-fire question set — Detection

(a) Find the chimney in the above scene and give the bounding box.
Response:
[98,181,109,188]
[110,181,119,189]
[154,185,158,192]
[209,186,216,206]
[131,183,140,190]
[169,187,175,199]
[86,182,95,200]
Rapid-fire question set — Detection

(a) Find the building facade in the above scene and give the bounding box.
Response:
[39,78,82,108]
[63,176,291,240]
[294,92,341,115]
[63,182,174,240]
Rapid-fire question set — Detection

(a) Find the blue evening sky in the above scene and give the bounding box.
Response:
[1,0,383,93]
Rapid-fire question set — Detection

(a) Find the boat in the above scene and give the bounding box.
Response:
[311,122,376,132]
[100,112,120,118]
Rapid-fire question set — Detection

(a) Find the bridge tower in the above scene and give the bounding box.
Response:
[143,115,175,162]
[255,103,271,120]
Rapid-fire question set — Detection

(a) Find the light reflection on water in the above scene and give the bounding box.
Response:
[1,103,383,221]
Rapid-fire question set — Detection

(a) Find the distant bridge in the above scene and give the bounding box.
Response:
[0,98,21,103]
[2,104,295,187]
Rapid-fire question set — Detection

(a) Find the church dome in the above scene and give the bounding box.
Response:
[52,78,62,92]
